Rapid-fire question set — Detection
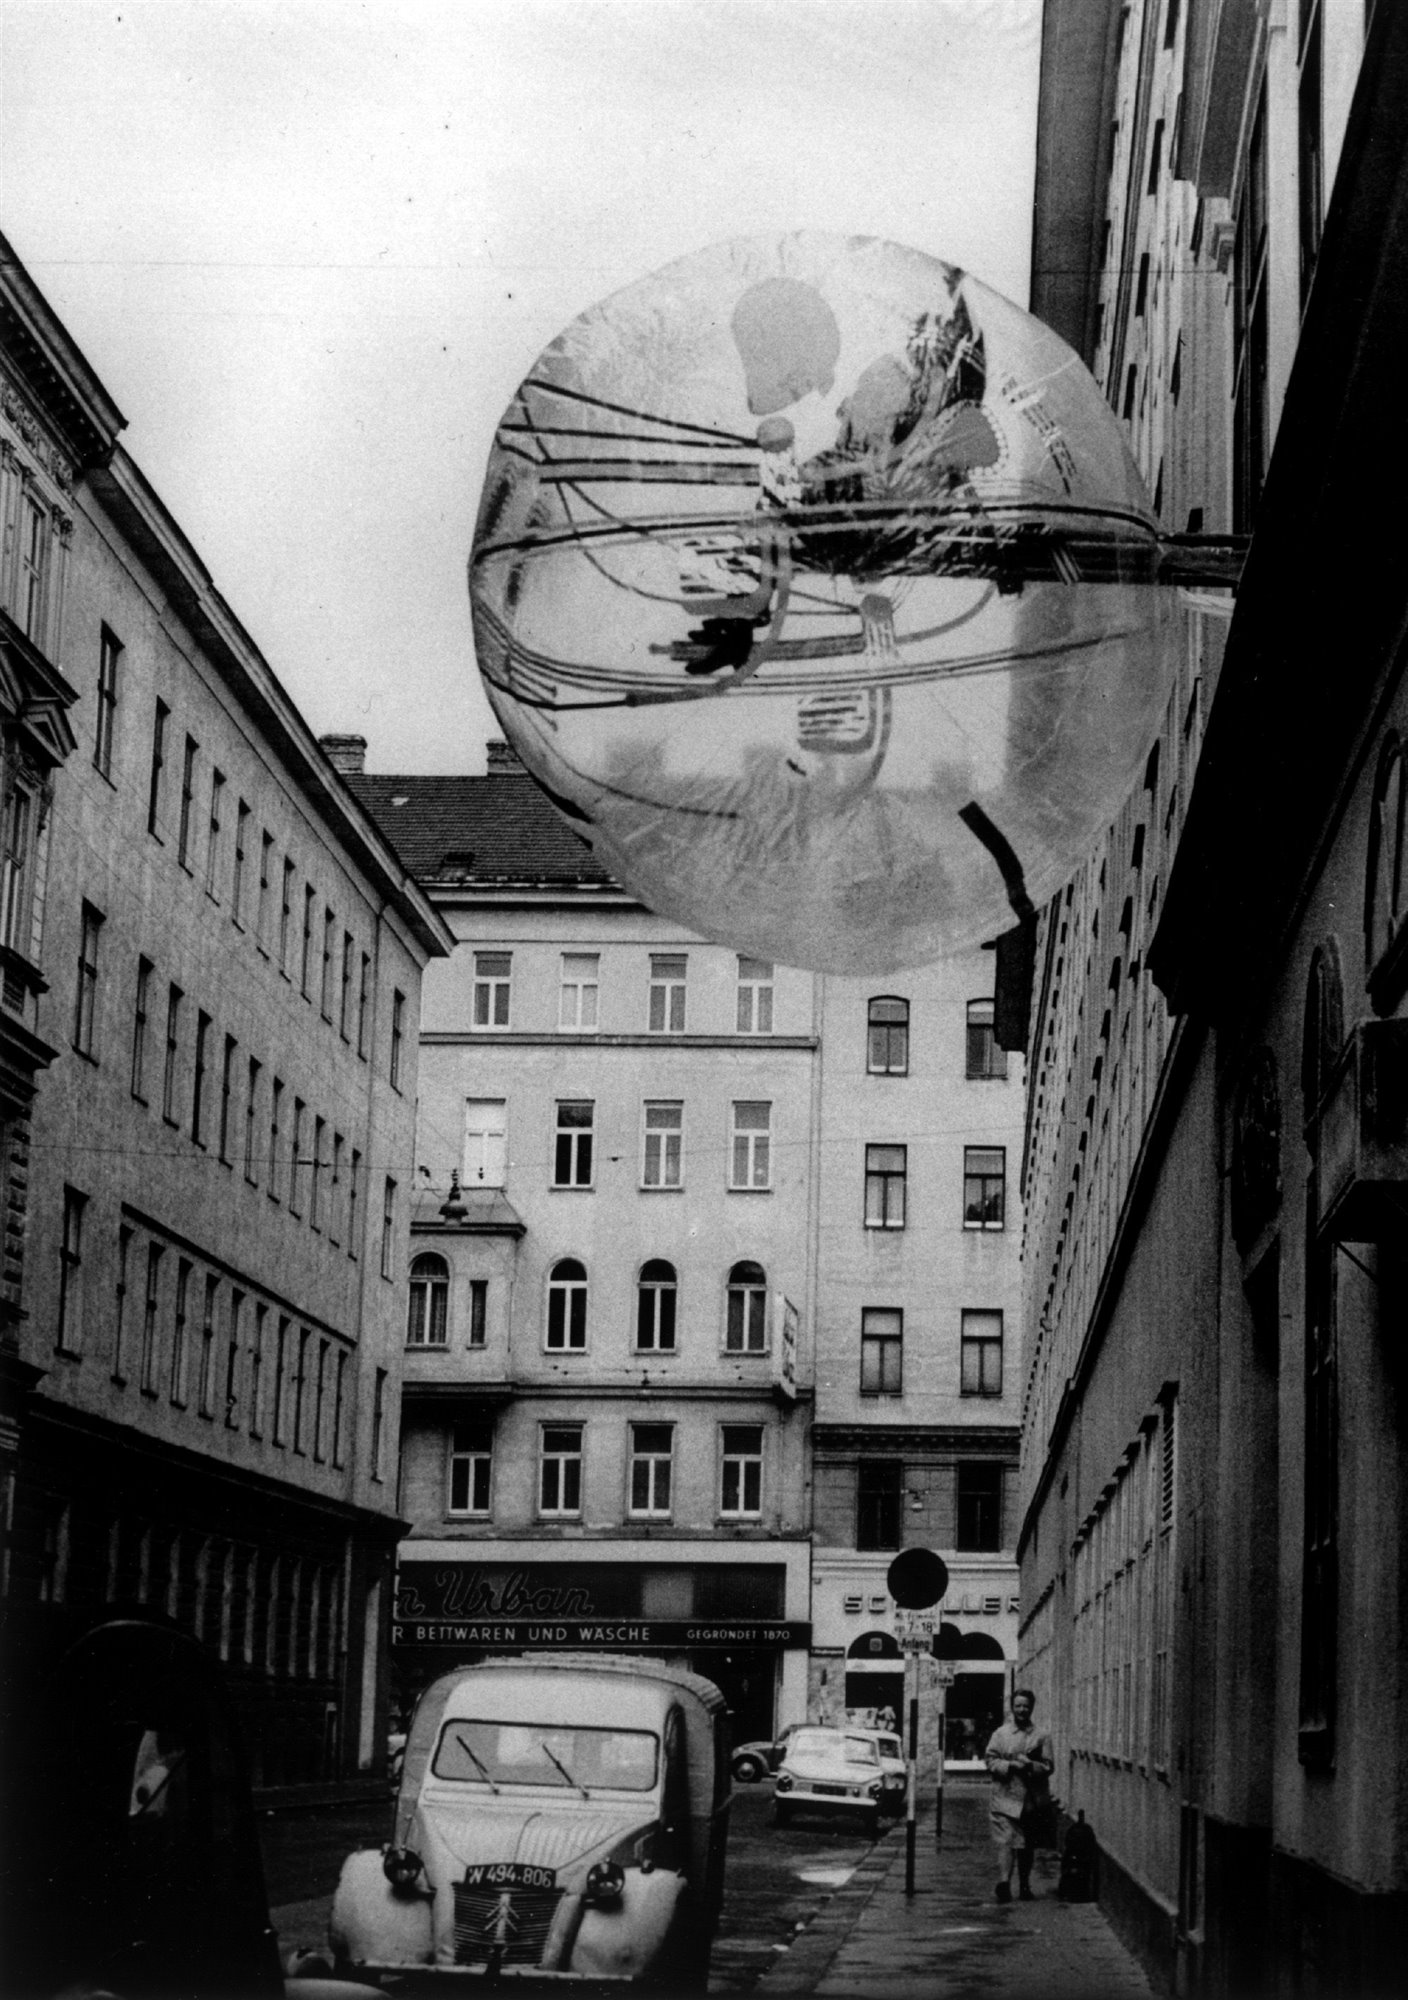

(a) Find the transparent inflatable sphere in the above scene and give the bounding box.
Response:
[470,231,1175,974]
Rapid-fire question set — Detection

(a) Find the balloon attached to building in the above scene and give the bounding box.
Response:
[469,232,1176,974]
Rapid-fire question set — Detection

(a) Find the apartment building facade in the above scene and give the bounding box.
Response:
[1017,5,1406,1992]
[0,238,452,1787]
[352,749,815,1743]
[808,964,1024,1765]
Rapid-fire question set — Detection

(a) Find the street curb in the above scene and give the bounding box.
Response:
[751,1827,903,1996]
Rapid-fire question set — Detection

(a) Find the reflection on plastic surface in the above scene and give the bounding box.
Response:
[470,232,1175,972]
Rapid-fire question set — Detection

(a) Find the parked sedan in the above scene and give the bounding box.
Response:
[850,1728,906,1817]
[772,1727,887,1837]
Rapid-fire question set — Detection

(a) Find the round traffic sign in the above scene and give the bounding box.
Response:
[886,1547,949,1610]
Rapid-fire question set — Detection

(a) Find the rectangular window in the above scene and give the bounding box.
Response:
[730,1100,772,1189]
[868,997,909,1074]
[141,1243,164,1393]
[147,699,168,838]
[464,1098,507,1188]
[289,1099,305,1214]
[857,1460,902,1550]
[190,1010,211,1144]
[629,1423,673,1516]
[95,627,121,778]
[310,1116,325,1226]
[161,983,182,1122]
[642,1101,683,1188]
[332,1348,347,1466]
[18,494,47,641]
[339,931,354,1038]
[1,784,33,954]
[357,952,371,1057]
[1233,86,1270,531]
[130,948,151,1096]
[371,1368,388,1481]
[320,916,334,1024]
[56,1185,87,1355]
[473,951,511,1028]
[224,1290,243,1427]
[268,1079,283,1200]
[647,952,687,1032]
[244,1060,261,1185]
[736,956,774,1033]
[381,1177,396,1280]
[960,1309,1004,1396]
[177,736,197,869]
[864,1144,907,1229]
[313,1338,329,1461]
[540,1424,583,1516]
[257,832,274,951]
[113,1223,132,1383]
[554,1100,594,1187]
[218,1035,236,1163]
[390,988,405,1088]
[469,1278,487,1348]
[860,1308,903,1396]
[301,886,316,996]
[249,1302,266,1438]
[279,859,295,972]
[205,771,224,898]
[272,1316,290,1445]
[963,1146,1006,1229]
[170,1258,191,1406]
[199,1274,219,1417]
[348,1148,361,1259]
[559,952,600,1029]
[292,1327,310,1454]
[330,1134,344,1245]
[449,1422,493,1515]
[74,903,103,1057]
[1299,0,1324,306]
[956,1462,1003,1551]
[965,998,1008,1079]
[232,801,249,925]
[720,1424,764,1517]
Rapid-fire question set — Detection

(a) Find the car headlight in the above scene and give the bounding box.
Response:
[382,1845,425,1893]
[776,1773,794,1793]
[584,1861,625,1907]
[868,1782,884,1798]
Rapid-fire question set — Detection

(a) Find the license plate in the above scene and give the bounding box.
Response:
[462,1862,557,1891]
[813,1783,848,1796]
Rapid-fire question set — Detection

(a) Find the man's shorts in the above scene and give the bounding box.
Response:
[990,1806,1025,1849]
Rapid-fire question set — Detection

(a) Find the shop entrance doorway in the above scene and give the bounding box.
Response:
[689,1649,776,1744]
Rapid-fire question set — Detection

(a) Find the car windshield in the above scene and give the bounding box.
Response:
[430,1720,659,1792]
[790,1729,879,1765]
[875,1736,903,1761]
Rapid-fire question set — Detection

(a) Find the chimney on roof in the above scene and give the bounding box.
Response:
[320,733,368,776]
[485,739,523,772]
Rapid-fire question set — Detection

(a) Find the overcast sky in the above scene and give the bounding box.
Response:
[0,0,1040,774]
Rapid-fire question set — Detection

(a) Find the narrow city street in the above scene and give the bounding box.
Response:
[263,1777,883,1990]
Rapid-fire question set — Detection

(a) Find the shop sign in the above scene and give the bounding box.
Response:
[774,1293,799,1399]
[393,1616,812,1650]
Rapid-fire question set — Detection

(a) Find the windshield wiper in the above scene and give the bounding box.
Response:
[454,1732,501,1793]
[539,1742,590,1799]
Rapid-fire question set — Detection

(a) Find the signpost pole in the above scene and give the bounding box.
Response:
[936,1678,947,1847]
[885,1548,948,1902]
[905,1640,918,1896]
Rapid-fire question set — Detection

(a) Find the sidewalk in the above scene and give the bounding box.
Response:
[753,1783,1159,2000]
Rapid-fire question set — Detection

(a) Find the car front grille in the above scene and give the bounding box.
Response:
[452,1883,563,1966]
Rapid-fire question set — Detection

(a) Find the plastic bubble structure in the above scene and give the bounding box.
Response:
[470,232,1176,974]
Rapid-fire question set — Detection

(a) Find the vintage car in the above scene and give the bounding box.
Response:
[331,1655,730,1989]
[772,1726,887,1836]
[729,1721,803,1784]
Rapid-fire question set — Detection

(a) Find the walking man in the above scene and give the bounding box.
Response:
[985,1688,1054,1903]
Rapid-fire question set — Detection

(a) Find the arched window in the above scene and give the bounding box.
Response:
[1365,733,1405,993]
[867,997,909,1075]
[406,1253,449,1347]
[547,1257,588,1351]
[725,1260,768,1353]
[637,1260,677,1352]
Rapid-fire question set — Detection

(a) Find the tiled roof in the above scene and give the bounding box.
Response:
[347,771,617,889]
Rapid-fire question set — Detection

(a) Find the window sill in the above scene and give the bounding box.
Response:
[635,1348,678,1360]
[72,1047,100,1068]
[639,1184,684,1194]
[53,1343,82,1362]
[446,1512,492,1522]
[549,1183,595,1192]
[727,1186,773,1195]
[723,1350,771,1360]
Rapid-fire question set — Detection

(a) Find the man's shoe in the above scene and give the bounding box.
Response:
[995,1881,1012,1903]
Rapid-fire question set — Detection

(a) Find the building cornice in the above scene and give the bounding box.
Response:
[421,1031,818,1053]
[0,232,127,469]
[811,1425,1018,1455]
